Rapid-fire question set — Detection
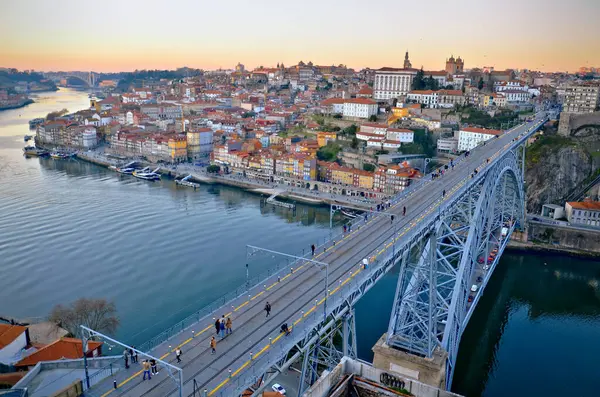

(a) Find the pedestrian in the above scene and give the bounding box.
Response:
[215,318,220,335]
[176,348,182,363]
[210,337,217,354]
[343,224,347,233]
[403,206,406,216]
[265,302,271,317]
[132,346,138,363]
[150,358,157,375]
[129,347,135,363]
[142,360,151,380]
[311,244,315,256]
[442,189,446,198]
[220,315,226,337]
[226,317,232,334]
[123,349,129,369]
[348,223,352,232]
[391,215,394,223]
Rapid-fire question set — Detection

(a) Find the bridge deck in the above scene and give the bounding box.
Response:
[87,115,545,397]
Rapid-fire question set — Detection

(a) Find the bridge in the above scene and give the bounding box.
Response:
[44,71,97,87]
[82,113,547,397]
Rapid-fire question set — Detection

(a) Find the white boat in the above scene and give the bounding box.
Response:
[133,167,161,181]
[117,167,136,175]
[175,175,200,188]
[341,209,358,218]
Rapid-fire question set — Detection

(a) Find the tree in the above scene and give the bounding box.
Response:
[351,136,359,149]
[242,111,256,118]
[46,108,69,121]
[478,78,484,90]
[363,163,376,172]
[412,68,425,90]
[426,76,439,91]
[207,164,221,173]
[342,124,358,136]
[49,298,119,337]
[316,142,341,162]
[368,115,378,122]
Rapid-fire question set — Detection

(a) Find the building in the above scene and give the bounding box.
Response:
[406,90,438,107]
[502,89,531,103]
[494,80,528,92]
[187,128,213,159]
[373,67,418,101]
[320,98,345,115]
[437,137,458,153]
[140,104,183,120]
[563,82,600,113]
[565,201,600,226]
[403,51,412,69]
[438,89,465,108]
[457,127,502,151]
[0,324,29,365]
[317,131,337,147]
[14,337,103,369]
[342,98,378,119]
[374,165,420,194]
[386,128,414,143]
[445,55,464,75]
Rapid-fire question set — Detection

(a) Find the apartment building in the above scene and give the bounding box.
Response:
[457,127,502,151]
[563,82,600,113]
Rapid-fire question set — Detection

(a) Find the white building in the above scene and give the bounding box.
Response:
[565,201,600,227]
[342,98,378,119]
[406,90,438,107]
[458,127,502,151]
[494,80,528,92]
[503,89,531,103]
[437,137,458,153]
[321,98,345,114]
[82,126,98,148]
[386,128,414,143]
[373,67,418,101]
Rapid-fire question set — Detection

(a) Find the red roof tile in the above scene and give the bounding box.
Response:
[15,338,102,367]
[0,324,27,349]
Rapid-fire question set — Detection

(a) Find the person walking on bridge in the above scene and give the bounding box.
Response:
[142,360,151,380]
[403,206,406,216]
[226,317,232,335]
[390,215,394,224]
[442,189,446,198]
[214,318,220,335]
[265,301,271,317]
[220,315,226,337]
[176,348,182,363]
[210,337,217,355]
[311,244,316,256]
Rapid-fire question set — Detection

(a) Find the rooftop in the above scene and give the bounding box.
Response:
[567,201,600,211]
[0,324,27,349]
[15,337,102,367]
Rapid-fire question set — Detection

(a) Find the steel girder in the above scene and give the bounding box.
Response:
[386,147,526,389]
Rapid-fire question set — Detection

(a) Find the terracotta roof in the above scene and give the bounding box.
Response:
[387,128,413,133]
[424,71,448,76]
[409,90,436,95]
[0,324,27,349]
[438,89,463,96]
[357,86,373,95]
[567,201,600,211]
[344,98,377,105]
[321,98,345,105]
[361,122,388,128]
[15,337,102,367]
[460,127,503,136]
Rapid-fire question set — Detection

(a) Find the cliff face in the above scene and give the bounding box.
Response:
[525,139,594,213]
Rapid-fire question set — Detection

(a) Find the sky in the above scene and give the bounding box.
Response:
[2,0,599,73]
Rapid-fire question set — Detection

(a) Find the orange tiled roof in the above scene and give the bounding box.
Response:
[0,324,27,349]
[15,337,102,367]
[344,98,377,105]
[567,201,600,211]
[461,127,502,136]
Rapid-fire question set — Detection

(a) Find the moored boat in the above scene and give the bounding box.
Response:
[133,167,161,181]
[24,135,32,142]
[341,209,358,218]
[175,175,200,188]
[23,146,49,156]
[50,152,70,160]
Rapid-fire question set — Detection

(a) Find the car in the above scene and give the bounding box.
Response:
[477,276,483,282]
[477,258,484,264]
[483,265,490,271]
[471,284,478,292]
[468,295,474,303]
[272,383,286,395]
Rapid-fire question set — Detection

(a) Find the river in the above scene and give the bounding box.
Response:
[1,89,600,397]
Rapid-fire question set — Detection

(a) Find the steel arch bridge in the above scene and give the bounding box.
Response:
[386,146,526,388]
[81,115,547,397]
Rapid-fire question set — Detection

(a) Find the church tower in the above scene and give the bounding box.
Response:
[403,51,412,69]
[445,55,457,75]
[456,56,464,73]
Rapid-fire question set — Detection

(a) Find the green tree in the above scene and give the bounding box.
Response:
[350,136,359,149]
[363,163,376,172]
[343,124,358,135]
[207,164,221,173]
[316,142,341,162]
[412,68,425,90]
[368,115,378,122]
[478,78,484,90]
[426,76,439,90]
[242,111,256,118]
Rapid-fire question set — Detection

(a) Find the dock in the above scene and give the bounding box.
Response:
[265,189,296,209]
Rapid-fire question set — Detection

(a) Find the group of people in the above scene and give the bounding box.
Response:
[122,347,164,381]
[142,358,158,380]
[215,315,233,338]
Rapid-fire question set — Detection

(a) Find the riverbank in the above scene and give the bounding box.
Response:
[506,239,600,258]
[74,152,372,208]
[0,98,34,111]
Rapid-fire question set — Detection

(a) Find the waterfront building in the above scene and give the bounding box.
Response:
[186,127,213,160]
[457,127,502,151]
[565,201,600,227]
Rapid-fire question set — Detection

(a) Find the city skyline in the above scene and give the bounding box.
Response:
[2,0,600,73]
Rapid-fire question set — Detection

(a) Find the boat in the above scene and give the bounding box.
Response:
[175,175,200,188]
[341,209,359,218]
[133,167,161,181]
[23,146,48,156]
[116,167,136,175]
[24,135,32,142]
[50,152,70,160]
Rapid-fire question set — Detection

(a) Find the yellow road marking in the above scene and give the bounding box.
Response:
[235,301,249,311]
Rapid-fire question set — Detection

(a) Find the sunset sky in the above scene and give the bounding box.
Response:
[2,0,599,73]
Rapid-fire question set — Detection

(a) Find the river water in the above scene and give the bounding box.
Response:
[1,89,599,397]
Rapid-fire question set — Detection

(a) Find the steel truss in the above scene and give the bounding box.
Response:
[386,147,526,389]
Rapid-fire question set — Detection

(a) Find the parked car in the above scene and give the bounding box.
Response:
[471,284,478,292]
[468,295,474,303]
[483,265,490,271]
[272,383,286,395]
[477,276,483,282]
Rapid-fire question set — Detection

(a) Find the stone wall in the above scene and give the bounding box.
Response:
[509,222,600,256]
[558,111,600,137]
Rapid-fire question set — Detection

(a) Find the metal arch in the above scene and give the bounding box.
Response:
[442,152,525,387]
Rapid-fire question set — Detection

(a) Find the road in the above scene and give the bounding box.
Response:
[89,114,546,397]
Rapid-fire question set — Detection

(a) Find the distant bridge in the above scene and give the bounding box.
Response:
[44,71,97,87]
[82,114,547,397]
